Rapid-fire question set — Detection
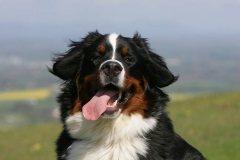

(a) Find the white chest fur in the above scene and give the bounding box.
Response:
[65,113,157,160]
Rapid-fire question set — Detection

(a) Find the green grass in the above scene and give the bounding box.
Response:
[0,91,240,159]
[0,123,61,160]
[168,91,240,160]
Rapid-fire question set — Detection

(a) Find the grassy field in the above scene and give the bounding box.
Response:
[0,123,61,160]
[0,88,51,101]
[0,91,239,159]
[168,91,240,160]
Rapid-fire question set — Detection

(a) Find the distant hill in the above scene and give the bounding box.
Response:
[0,35,240,92]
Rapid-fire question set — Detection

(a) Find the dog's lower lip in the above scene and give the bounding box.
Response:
[106,106,118,111]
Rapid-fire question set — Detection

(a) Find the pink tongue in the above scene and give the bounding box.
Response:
[82,89,118,121]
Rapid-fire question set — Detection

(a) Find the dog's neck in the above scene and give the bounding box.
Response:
[65,112,157,160]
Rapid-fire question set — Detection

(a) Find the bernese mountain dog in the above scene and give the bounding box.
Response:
[49,31,205,160]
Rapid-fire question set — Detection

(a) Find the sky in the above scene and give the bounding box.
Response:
[0,0,240,55]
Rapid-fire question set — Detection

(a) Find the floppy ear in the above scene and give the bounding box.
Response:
[146,52,178,88]
[49,50,83,80]
[132,33,178,88]
[49,31,102,80]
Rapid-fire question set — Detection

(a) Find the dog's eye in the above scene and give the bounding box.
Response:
[125,58,132,63]
[94,55,101,59]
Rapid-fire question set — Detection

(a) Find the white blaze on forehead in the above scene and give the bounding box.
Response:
[100,33,125,88]
[108,33,119,60]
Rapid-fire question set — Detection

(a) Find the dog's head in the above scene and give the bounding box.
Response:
[50,31,177,121]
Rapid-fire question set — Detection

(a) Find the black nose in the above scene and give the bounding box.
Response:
[101,61,123,78]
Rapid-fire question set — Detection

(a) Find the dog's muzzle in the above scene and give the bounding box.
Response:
[99,60,124,87]
[101,61,123,78]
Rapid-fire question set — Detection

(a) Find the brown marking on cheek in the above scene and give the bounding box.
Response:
[71,74,99,115]
[82,74,95,83]
[98,45,105,53]
[142,76,148,90]
[72,97,82,114]
[122,76,148,117]
[122,46,129,55]
[71,76,82,114]
[124,74,147,91]
[122,93,147,117]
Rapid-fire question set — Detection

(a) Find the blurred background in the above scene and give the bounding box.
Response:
[0,0,239,159]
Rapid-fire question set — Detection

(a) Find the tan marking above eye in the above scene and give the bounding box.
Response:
[122,46,129,55]
[98,45,105,53]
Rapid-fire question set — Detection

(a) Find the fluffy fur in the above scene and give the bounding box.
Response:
[49,31,205,160]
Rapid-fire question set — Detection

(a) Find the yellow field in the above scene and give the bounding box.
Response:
[0,88,51,101]
[0,88,189,102]
[169,93,194,101]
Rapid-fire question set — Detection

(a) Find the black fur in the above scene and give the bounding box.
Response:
[50,31,205,160]
[141,88,205,159]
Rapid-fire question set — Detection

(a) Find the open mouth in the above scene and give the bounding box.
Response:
[82,83,132,121]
